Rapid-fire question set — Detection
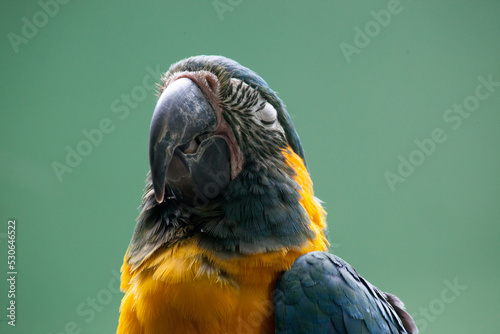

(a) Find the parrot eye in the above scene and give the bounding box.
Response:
[227,78,283,132]
[255,101,278,126]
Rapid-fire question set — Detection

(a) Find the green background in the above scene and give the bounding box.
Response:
[1,0,499,333]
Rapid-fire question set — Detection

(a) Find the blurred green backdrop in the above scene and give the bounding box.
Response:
[1,0,499,333]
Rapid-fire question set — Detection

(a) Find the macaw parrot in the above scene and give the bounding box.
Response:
[117,55,418,334]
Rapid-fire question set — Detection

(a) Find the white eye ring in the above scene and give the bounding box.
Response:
[256,101,277,125]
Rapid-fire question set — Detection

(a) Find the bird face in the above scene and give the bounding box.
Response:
[128,56,317,261]
[149,56,295,207]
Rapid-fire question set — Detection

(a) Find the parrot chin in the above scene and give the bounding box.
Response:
[166,135,230,205]
[149,76,231,205]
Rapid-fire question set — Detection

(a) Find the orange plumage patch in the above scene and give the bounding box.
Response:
[117,148,328,334]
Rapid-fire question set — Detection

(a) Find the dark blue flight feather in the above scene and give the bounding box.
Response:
[274,251,418,334]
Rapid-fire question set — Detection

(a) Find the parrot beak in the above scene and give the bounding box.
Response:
[149,77,230,204]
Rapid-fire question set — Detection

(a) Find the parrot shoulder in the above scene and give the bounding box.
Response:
[273,251,418,334]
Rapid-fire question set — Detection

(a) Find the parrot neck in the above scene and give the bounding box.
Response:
[126,147,328,270]
[118,148,329,333]
[191,147,328,257]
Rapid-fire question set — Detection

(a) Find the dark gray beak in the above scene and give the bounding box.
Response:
[149,77,229,204]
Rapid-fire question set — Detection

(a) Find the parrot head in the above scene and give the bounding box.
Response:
[149,55,305,204]
[127,55,324,267]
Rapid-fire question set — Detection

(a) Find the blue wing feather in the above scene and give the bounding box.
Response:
[274,252,418,334]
